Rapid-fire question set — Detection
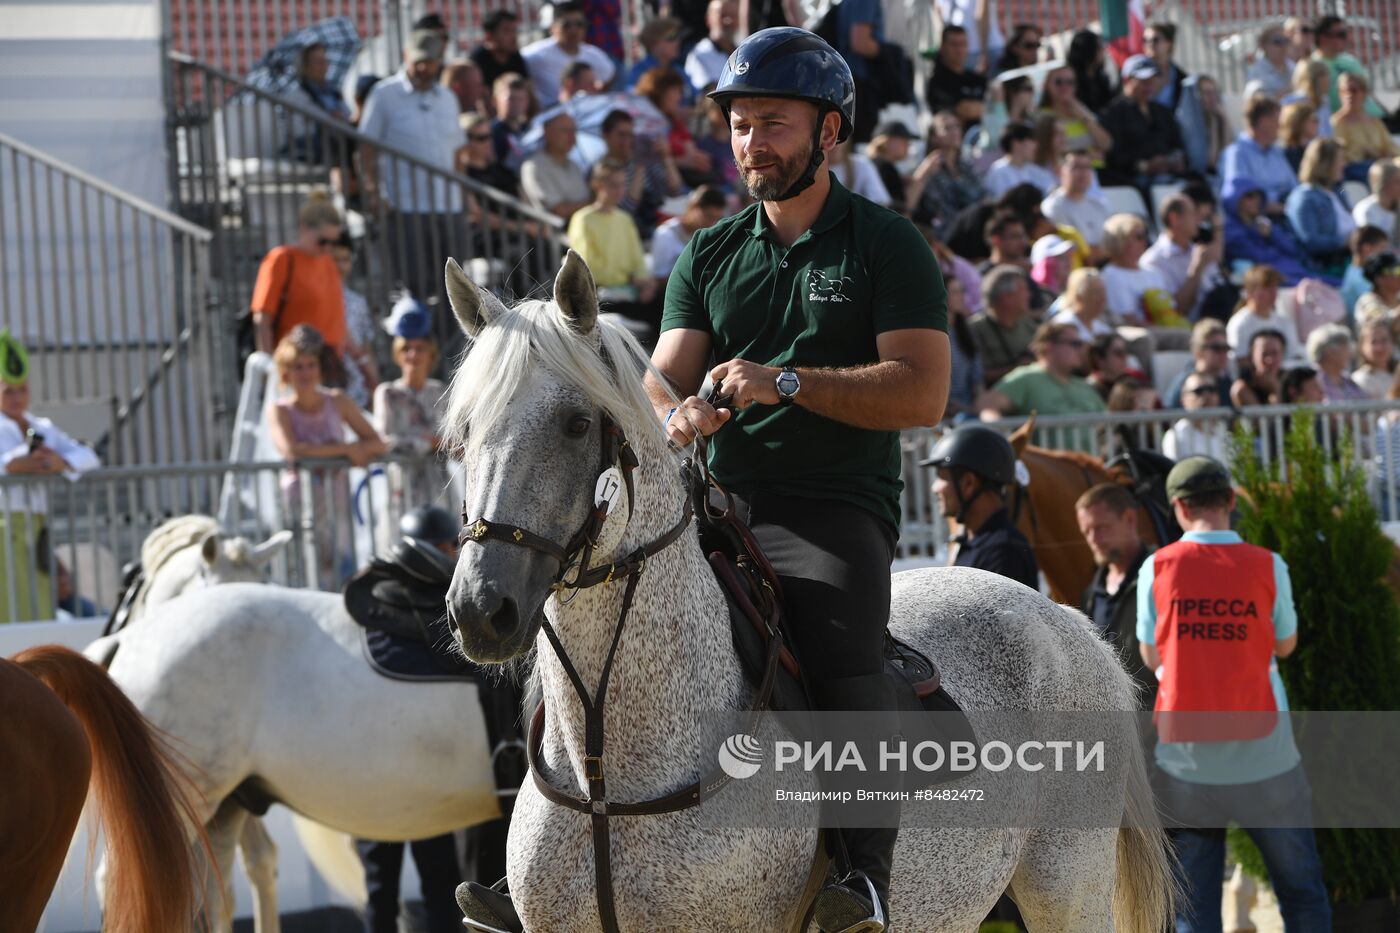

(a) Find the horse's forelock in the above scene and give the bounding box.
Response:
[444,298,672,461]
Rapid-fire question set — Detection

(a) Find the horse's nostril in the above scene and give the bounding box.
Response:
[489,598,520,640]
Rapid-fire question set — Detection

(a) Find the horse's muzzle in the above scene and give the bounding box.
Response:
[446,585,532,663]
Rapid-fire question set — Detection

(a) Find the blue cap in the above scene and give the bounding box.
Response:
[383,296,434,339]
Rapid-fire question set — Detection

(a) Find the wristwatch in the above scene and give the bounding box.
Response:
[775,366,800,405]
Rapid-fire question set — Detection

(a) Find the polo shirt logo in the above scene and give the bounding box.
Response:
[807,270,853,303]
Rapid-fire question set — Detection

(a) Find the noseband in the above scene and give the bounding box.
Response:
[458,411,782,933]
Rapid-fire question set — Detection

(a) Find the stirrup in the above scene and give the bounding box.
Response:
[813,870,888,933]
[457,878,524,933]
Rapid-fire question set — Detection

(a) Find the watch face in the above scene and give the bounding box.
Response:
[777,371,799,397]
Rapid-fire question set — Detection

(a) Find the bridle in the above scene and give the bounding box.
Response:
[458,410,784,933]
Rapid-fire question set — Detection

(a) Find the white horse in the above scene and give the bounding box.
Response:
[97,524,501,932]
[439,252,1175,932]
[84,515,294,931]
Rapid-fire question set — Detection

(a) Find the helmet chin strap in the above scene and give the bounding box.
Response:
[771,110,830,202]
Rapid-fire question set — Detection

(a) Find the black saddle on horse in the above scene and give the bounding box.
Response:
[344,540,527,794]
[693,481,976,789]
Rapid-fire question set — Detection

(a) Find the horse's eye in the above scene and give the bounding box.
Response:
[566,415,592,437]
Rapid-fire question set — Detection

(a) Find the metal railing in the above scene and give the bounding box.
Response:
[9,400,1400,622]
[896,398,1400,558]
[166,52,566,387]
[0,130,225,466]
[0,451,456,624]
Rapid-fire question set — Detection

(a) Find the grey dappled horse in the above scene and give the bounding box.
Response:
[440,252,1174,932]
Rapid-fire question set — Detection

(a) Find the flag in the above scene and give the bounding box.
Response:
[1099,0,1145,67]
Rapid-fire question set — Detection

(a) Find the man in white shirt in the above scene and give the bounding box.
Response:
[1352,158,1400,244]
[359,29,466,298]
[1161,370,1231,463]
[1042,151,1111,255]
[1,329,100,622]
[935,0,1003,71]
[1141,192,1225,322]
[521,2,617,107]
[684,0,738,91]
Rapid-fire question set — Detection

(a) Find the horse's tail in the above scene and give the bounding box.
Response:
[1113,724,1177,933]
[13,644,208,933]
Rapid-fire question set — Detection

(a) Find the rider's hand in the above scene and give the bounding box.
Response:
[709,359,781,409]
[666,396,730,446]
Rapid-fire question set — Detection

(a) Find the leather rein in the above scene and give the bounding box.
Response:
[459,412,785,933]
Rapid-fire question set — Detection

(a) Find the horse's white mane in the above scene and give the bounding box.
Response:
[443,300,674,459]
[140,514,221,575]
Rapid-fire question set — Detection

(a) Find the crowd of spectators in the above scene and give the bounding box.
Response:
[243,6,1400,536]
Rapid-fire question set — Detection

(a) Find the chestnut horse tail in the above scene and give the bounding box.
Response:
[13,645,207,933]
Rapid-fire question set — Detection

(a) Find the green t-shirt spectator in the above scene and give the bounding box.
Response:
[993,363,1105,451]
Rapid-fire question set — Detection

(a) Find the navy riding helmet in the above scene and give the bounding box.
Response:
[709,26,857,144]
[919,425,1018,486]
[400,505,459,547]
[709,27,856,200]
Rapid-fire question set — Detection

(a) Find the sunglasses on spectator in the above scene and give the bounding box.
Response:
[317,236,337,246]
[1204,342,1231,352]
[469,132,492,141]
[1056,339,1086,349]
[1018,41,1041,51]
[1186,385,1219,396]
[1325,29,1348,39]
[1051,76,1075,86]
[1380,265,1400,277]
[1145,35,1169,44]
[1296,26,1314,34]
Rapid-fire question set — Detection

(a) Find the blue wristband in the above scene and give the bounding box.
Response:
[665,407,678,425]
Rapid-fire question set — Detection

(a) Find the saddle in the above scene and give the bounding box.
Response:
[693,481,975,788]
[344,541,528,794]
[1108,443,1182,546]
[345,539,475,681]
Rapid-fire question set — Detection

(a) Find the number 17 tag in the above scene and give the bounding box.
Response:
[595,467,623,511]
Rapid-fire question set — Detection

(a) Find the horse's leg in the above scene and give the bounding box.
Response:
[1006,828,1117,933]
[238,815,281,933]
[199,798,248,933]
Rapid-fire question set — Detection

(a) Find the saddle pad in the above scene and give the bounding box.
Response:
[362,627,478,683]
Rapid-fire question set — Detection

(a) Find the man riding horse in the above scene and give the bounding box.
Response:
[645,26,951,932]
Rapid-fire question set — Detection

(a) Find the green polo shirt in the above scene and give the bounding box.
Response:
[661,178,947,531]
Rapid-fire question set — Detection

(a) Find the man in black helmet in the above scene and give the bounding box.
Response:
[921,424,1039,590]
[643,26,949,933]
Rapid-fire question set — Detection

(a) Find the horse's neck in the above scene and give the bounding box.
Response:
[538,445,748,799]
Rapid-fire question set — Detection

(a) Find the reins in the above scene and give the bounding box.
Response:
[459,409,784,933]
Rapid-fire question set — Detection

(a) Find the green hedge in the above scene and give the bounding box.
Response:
[1225,416,1400,903]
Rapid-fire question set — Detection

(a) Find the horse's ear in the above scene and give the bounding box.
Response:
[250,529,294,566]
[1008,413,1037,457]
[200,531,221,566]
[554,250,598,335]
[444,258,507,337]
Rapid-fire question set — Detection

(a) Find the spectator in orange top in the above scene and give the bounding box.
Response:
[249,191,351,384]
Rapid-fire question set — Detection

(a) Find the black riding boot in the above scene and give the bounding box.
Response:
[812,672,903,933]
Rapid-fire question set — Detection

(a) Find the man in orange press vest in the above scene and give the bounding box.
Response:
[1136,456,1330,933]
